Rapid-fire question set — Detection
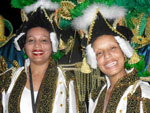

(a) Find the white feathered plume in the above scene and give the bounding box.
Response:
[71,3,126,33]
[86,44,97,69]
[50,32,59,53]
[24,0,59,14]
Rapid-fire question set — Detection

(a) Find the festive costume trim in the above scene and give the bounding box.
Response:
[8,59,59,113]
[93,70,140,113]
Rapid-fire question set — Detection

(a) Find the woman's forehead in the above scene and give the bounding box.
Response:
[94,35,116,43]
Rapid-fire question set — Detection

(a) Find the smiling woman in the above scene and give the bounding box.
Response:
[24,27,52,66]
[0,6,78,113]
[71,3,150,113]
[93,35,126,81]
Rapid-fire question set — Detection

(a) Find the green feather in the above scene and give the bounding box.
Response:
[125,55,150,77]
[11,0,37,9]
[70,0,91,19]
[59,19,71,30]
[139,14,148,36]
[51,0,61,3]
[52,50,64,62]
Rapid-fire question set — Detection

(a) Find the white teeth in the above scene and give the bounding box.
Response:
[33,52,43,54]
[106,61,117,67]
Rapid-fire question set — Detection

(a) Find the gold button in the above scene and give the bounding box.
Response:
[123,97,127,100]
[120,110,122,113]
[60,91,63,94]
[59,81,62,84]
[60,104,63,107]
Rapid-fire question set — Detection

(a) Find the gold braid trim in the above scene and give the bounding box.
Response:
[90,82,105,102]
[8,70,26,113]
[127,86,141,113]
[88,9,98,45]
[101,13,127,40]
[93,70,139,113]
[142,98,150,113]
[37,59,58,113]
[88,9,127,45]
[0,67,15,93]
[93,88,106,113]
[60,1,76,20]
[43,8,56,33]
[8,59,59,113]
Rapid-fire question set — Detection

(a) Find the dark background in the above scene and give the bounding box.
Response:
[0,0,22,32]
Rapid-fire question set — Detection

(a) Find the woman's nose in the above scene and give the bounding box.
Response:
[104,51,111,59]
[34,40,41,47]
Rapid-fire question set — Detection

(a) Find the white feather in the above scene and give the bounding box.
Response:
[50,32,58,52]
[24,0,59,14]
[14,32,25,51]
[71,3,126,33]
[25,58,30,74]
[86,44,97,69]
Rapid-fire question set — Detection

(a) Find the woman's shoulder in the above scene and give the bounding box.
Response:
[57,66,75,81]
[139,80,150,98]
[0,66,25,92]
[0,67,17,92]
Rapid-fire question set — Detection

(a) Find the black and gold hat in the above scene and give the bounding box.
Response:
[88,9,133,45]
[14,7,59,52]
[71,3,138,69]
[71,3,133,45]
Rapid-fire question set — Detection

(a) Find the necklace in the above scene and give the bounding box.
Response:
[29,66,39,113]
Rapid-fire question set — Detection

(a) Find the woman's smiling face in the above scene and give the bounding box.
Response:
[24,27,52,65]
[93,35,126,78]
